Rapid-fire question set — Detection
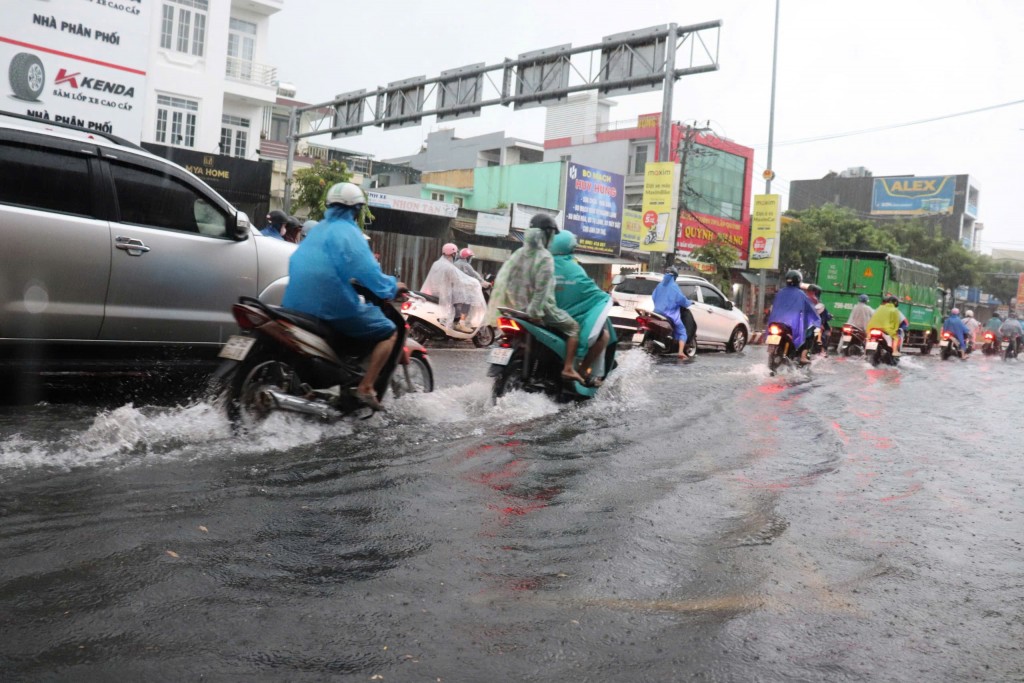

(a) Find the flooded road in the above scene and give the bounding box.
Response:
[1,347,1022,681]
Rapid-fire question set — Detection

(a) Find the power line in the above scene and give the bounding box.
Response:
[752,98,1024,148]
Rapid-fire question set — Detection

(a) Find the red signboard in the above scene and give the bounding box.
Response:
[676,211,748,260]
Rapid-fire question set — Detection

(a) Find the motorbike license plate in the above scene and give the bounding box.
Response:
[865,341,878,351]
[218,335,255,361]
[631,331,646,344]
[765,335,781,345]
[488,347,514,366]
[841,335,852,343]
[939,340,950,348]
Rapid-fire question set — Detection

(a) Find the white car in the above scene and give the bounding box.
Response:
[609,273,750,352]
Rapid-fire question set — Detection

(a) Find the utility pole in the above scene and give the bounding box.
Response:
[756,0,782,333]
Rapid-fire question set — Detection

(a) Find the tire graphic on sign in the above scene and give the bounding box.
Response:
[9,53,45,101]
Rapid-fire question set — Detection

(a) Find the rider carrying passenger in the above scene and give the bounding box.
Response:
[488,214,586,384]
[766,270,822,365]
[866,294,902,354]
[942,307,970,353]
[652,266,695,360]
[421,243,486,334]
[281,182,406,410]
[549,231,616,384]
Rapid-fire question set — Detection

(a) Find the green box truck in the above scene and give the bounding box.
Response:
[815,250,948,353]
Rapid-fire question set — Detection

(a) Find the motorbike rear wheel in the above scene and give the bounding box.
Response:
[492,353,526,401]
[228,353,303,428]
[767,346,784,375]
[940,346,951,361]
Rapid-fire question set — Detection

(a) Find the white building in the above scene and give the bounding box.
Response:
[141,0,283,159]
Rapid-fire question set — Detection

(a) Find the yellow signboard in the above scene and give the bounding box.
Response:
[621,209,644,251]
[1016,273,1024,317]
[638,162,680,253]
[748,194,781,270]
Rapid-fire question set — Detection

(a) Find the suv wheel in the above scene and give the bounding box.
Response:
[727,326,747,353]
[10,53,45,101]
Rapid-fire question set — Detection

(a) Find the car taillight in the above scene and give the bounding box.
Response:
[497,317,521,334]
[232,305,269,329]
[636,316,649,330]
[768,324,782,336]
[869,328,883,338]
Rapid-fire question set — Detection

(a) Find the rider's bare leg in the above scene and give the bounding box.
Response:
[561,336,585,383]
[358,331,397,398]
[581,329,610,375]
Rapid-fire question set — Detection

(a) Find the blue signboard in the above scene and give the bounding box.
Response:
[563,162,624,256]
[871,175,956,215]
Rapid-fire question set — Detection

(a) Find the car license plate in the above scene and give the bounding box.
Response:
[865,341,878,351]
[765,334,781,345]
[631,331,646,344]
[841,335,852,343]
[488,347,513,366]
[621,301,635,311]
[218,335,255,361]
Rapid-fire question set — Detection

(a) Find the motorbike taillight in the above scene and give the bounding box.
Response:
[232,305,268,329]
[868,328,883,338]
[984,332,995,341]
[842,325,853,334]
[497,317,521,334]
[401,301,412,311]
[941,331,951,340]
[768,324,782,336]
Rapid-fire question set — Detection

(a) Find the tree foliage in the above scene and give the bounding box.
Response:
[292,160,352,221]
[690,235,741,291]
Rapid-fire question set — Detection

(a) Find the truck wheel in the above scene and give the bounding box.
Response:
[920,342,932,355]
[9,53,45,101]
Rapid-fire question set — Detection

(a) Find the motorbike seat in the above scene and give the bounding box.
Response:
[412,291,439,304]
[268,306,377,357]
[497,307,571,341]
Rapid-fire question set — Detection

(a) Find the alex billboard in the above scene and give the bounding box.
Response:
[563,162,624,256]
[871,176,956,215]
[0,1,150,141]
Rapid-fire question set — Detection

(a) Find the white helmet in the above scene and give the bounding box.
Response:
[325,182,365,208]
[965,309,974,318]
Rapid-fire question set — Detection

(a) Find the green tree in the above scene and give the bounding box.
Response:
[689,235,740,291]
[292,159,352,221]
[778,215,825,277]
[977,256,1024,303]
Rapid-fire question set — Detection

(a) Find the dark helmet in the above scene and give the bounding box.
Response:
[885,294,899,305]
[807,284,822,295]
[784,270,802,286]
[267,209,288,227]
[665,266,679,278]
[529,213,560,246]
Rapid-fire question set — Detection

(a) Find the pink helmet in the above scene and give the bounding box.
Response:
[442,243,458,257]
[460,247,474,260]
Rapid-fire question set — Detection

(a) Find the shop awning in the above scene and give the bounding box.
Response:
[574,253,645,266]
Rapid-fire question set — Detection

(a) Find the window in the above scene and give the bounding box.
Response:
[0,142,93,216]
[699,285,727,308]
[227,18,256,80]
[220,114,250,158]
[614,278,659,295]
[155,94,198,148]
[110,162,227,237]
[630,143,649,175]
[430,191,445,202]
[682,143,746,221]
[160,0,208,56]
[453,196,464,208]
[680,284,700,301]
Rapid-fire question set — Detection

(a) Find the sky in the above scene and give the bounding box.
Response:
[267,0,1024,254]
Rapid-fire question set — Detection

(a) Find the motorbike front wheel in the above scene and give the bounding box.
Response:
[391,355,434,397]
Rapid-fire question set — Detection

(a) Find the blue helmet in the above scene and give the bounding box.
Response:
[859,294,869,303]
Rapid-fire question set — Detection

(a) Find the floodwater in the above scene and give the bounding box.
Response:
[0,347,1022,681]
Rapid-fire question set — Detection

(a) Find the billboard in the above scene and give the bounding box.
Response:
[638,161,679,253]
[676,212,747,263]
[748,194,781,269]
[620,209,643,251]
[563,162,624,256]
[0,1,150,141]
[871,176,956,215]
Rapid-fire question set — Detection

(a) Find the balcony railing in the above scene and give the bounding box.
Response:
[225,57,277,87]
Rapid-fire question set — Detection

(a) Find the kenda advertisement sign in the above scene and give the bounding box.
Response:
[1,0,150,141]
[563,162,624,256]
[871,176,956,215]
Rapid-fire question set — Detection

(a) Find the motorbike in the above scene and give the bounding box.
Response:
[210,284,433,426]
[938,330,965,361]
[835,324,867,356]
[765,322,813,375]
[488,307,616,402]
[866,328,900,366]
[981,331,1001,356]
[401,281,495,348]
[633,307,697,358]
[1003,336,1021,361]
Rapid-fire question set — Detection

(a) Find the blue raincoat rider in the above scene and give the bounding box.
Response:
[282,182,406,410]
[766,270,822,363]
[652,267,694,359]
[942,308,970,348]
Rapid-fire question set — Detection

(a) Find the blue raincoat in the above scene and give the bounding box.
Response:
[942,314,970,347]
[767,286,821,349]
[549,231,617,358]
[282,205,398,340]
[652,272,693,342]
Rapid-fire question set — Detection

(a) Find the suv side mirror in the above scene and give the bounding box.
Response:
[724,300,734,310]
[611,274,624,286]
[231,211,251,241]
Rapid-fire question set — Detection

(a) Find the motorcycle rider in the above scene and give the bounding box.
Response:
[805,283,832,354]
[942,307,970,356]
[549,231,615,384]
[865,294,902,354]
[652,266,695,360]
[260,209,288,240]
[963,309,982,344]
[421,243,486,334]
[455,248,492,290]
[766,270,822,364]
[997,311,1024,355]
[984,312,1003,334]
[848,294,874,332]
[281,182,406,411]
[488,214,586,384]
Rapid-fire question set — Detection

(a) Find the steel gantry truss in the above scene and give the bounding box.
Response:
[284,21,722,211]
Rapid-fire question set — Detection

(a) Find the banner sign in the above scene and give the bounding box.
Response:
[675,211,748,265]
[475,211,511,237]
[0,0,151,141]
[563,162,624,256]
[638,161,679,253]
[871,176,956,215]
[367,191,459,218]
[620,209,644,251]
[510,203,562,231]
[748,194,781,270]
[1017,273,1024,317]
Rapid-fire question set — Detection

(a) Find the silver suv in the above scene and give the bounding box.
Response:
[609,273,750,352]
[0,112,294,394]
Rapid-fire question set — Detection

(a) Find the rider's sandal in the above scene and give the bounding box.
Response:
[350,387,385,411]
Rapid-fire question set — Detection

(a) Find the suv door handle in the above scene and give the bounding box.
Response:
[115,236,151,255]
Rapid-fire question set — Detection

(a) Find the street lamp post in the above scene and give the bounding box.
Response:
[756,0,782,333]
